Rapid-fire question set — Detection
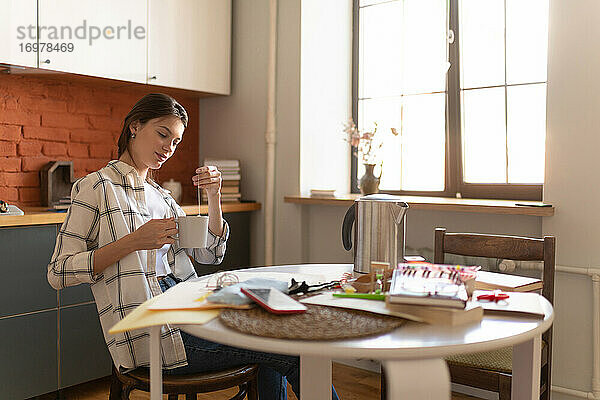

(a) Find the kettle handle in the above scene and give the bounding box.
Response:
[342,203,355,251]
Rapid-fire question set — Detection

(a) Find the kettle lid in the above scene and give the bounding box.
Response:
[357,194,409,206]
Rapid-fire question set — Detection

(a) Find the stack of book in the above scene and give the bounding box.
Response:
[203,159,241,203]
[53,196,72,210]
[385,263,483,325]
[310,189,336,199]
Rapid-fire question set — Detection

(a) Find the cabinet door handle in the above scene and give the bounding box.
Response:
[42,59,51,64]
[148,75,157,80]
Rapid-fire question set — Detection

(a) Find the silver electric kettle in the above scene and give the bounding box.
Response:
[342,194,409,274]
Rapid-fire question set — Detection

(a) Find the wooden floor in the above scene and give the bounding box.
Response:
[33,363,480,399]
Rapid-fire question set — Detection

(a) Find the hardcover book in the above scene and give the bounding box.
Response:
[384,299,483,325]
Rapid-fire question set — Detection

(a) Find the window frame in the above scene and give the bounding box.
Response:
[351,0,543,201]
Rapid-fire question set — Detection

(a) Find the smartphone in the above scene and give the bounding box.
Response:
[241,287,308,314]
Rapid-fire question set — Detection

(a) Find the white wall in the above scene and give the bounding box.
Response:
[199,0,594,397]
[543,0,600,398]
[199,0,270,266]
[300,0,352,195]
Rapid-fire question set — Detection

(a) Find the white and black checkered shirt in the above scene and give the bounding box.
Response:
[47,160,229,371]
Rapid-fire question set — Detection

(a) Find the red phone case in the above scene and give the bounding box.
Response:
[241,287,307,314]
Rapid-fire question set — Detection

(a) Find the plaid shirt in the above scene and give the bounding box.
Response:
[47,160,229,371]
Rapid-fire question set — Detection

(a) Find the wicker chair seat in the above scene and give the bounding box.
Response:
[445,341,547,374]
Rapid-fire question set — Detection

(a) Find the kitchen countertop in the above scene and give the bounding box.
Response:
[0,202,261,228]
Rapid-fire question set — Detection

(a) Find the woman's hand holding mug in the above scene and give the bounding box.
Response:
[193,166,222,197]
[131,218,178,250]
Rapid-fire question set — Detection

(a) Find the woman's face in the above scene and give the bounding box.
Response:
[128,116,185,170]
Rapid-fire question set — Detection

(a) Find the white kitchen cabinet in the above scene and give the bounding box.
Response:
[148,0,231,94]
[0,0,38,68]
[37,0,147,83]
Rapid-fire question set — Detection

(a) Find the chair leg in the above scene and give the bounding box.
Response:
[120,385,133,400]
[109,371,123,400]
[247,375,259,400]
[380,369,387,400]
[499,374,512,400]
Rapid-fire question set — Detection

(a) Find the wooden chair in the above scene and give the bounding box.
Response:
[434,227,555,400]
[109,363,259,400]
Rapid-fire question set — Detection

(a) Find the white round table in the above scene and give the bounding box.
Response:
[176,264,554,399]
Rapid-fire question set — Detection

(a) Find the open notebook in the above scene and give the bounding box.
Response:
[475,270,543,292]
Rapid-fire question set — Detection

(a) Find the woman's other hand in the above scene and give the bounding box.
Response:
[193,166,222,198]
[131,218,177,250]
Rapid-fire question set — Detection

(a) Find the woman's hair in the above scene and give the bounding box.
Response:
[117,93,189,157]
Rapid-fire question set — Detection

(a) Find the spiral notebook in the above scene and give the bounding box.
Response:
[387,264,469,309]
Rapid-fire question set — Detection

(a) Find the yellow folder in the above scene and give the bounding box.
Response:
[109,294,220,334]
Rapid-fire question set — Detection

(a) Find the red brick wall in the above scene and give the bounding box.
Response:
[0,74,199,207]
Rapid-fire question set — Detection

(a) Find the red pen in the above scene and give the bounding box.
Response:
[477,292,510,302]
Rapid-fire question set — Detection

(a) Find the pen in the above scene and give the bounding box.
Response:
[194,292,212,302]
[514,203,552,207]
[332,293,386,301]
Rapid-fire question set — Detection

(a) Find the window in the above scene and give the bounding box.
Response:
[353,0,549,200]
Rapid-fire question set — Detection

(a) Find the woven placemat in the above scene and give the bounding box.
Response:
[219,304,407,340]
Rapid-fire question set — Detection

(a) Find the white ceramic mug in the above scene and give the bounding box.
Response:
[176,215,209,248]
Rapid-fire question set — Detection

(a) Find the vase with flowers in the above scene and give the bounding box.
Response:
[343,118,397,195]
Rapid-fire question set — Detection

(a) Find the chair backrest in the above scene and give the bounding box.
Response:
[434,227,556,305]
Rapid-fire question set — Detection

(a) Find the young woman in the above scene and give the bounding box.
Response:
[47,93,335,400]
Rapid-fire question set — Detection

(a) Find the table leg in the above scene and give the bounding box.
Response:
[512,334,542,399]
[300,355,332,399]
[382,358,450,399]
[150,325,163,400]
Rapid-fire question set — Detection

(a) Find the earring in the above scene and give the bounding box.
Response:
[131,132,136,138]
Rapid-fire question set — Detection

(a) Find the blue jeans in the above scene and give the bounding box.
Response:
[158,275,340,400]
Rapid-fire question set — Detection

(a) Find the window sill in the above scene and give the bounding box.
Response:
[284,194,554,217]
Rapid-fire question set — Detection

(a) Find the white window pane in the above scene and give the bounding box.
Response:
[358,98,402,186]
[360,2,403,98]
[462,87,506,183]
[397,93,446,191]
[507,84,546,183]
[459,0,505,89]
[359,98,403,134]
[402,0,448,94]
[506,0,549,84]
